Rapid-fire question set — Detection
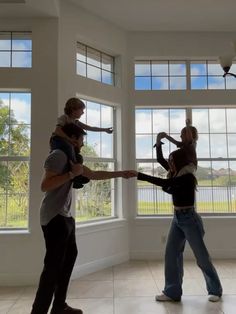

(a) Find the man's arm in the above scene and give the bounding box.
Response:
[41,163,83,192]
[82,166,134,180]
[77,120,113,134]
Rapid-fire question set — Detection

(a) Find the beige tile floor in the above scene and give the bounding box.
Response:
[1,259,236,313]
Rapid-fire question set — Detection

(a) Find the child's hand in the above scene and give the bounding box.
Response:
[155,132,166,145]
[105,127,113,134]
[70,161,83,176]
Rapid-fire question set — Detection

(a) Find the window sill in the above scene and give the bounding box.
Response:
[76,218,127,235]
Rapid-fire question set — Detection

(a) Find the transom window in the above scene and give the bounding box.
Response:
[75,100,116,222]
[0,92,31,229]
[0,31,32,68]
[134,60,236,90]
[76,42,115,86]
[135,61,186,90]
[136,107,236,215]
[190,61,236,90]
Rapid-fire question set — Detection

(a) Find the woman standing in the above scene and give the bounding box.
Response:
[133,135,222,302]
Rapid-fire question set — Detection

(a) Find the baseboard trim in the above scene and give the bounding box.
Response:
[72,251,130,279]
[130,249,236,260]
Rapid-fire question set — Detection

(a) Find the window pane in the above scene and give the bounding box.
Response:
[208,62,222,75]
[10,93,31,124]
[191,76,207,89]
[226,76,236,89]
[169,62,186,75]
[196,161,213,213]
[0,52,10,67]
[228,134,236,157]
[227,109,236,132]
[0,32,11,49]
[229,161,236,186]
[135,61,151,76]
[192,108,209,133]
[75,162,114,221]
[137,162,172,215]
[12,51,32,67]
[135,77,151,90]
[208,77,225,89]
[76,61,86,76]
[87,64,101,81]
[101,133,112,158]
[9,125,30,156]
[152,77,168,90]
[169,109,185,133]
[170,77,186,90]
[12,33,32,50]
[209,109,226,133]
[87,47,100,67]
[136,109,152,134]
[152,109,169,133]
[210,134,227,158]
[197,134,210,158]
[102,54,113,71]
[102,70,113,85]
[190,62,207,75]
[152,61,168,76]
[77,42,86,62]
[136,135,152,158]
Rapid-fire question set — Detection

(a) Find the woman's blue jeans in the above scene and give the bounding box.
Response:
[163,209,222,301]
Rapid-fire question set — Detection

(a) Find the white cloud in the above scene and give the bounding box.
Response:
[11,98,30,124]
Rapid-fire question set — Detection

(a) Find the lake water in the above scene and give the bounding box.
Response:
[138,186,236,203]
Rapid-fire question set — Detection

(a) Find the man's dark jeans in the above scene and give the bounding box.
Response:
[31,215,78,314]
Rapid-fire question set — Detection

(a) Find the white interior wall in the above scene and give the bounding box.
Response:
[0,17,59,285]
[1,1,236,286]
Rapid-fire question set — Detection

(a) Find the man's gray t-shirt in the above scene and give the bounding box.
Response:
[40,149,73,226]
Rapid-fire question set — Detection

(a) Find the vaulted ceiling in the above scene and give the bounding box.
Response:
[1,0,236,32]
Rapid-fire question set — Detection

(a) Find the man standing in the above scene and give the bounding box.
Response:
[31,123,133,314]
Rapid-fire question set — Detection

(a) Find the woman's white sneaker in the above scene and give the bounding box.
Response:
[208,295,220,302]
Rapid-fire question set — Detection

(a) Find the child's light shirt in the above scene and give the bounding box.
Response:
[57,114,79,127]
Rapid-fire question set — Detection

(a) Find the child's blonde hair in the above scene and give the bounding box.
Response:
[181,125,198,143]
[64,97,85,115]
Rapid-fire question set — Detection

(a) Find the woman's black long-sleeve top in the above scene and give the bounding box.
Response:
[137,143,196,207]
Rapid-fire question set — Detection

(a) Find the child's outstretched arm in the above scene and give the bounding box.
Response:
[77,120,113,133]
[162,132,182,147]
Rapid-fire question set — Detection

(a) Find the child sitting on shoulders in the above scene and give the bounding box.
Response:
[50,97,113,188]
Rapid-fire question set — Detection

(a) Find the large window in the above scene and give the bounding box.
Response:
[136,107,236,215]
[135,61,187,90]
[0,92,31,228]
[0,31,32,68]
[75,100,116,222]
[134,60,236,90]
[76,42,115,86]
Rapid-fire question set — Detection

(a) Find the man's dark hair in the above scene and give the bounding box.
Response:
[169,147,196,173]
[62,123,87,139]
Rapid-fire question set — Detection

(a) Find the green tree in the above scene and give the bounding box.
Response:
[0,100,30,227]
[75,144,112,220]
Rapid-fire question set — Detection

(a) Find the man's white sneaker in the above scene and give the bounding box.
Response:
[155,294,175,302]
[208,295,220,302]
